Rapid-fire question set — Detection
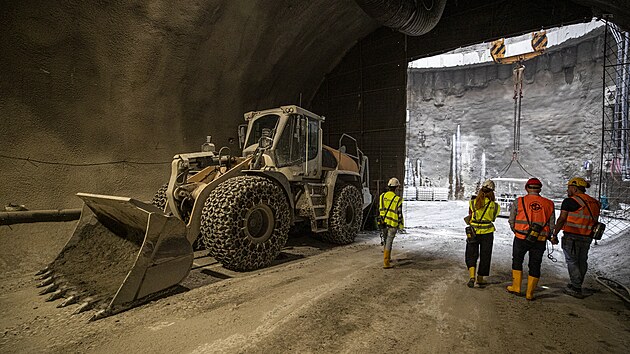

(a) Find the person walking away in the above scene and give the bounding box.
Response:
[379,177,404,269]
[465,180,500,288]
[507,178,556,300]
[551,177,601,298]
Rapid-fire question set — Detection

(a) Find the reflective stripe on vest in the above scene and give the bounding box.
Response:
[563,193,600,236]
[379,191,402,228]
[469,198,498,234]
[513,195,555,240]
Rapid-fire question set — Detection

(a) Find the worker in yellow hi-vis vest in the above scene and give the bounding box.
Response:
[379,177,404,269]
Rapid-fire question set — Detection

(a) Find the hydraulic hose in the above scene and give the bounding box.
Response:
[354,0,447,36]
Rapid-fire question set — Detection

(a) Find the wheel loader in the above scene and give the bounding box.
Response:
[36,105,371,320]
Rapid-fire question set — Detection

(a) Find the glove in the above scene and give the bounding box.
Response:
[550,235,559,245]
[398,228,407,234]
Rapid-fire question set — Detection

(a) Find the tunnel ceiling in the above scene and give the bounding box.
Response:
[1,0,630,207]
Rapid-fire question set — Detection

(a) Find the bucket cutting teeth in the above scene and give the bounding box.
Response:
[39,194,193,320]
[36,276,55,287]
[73,298,96,315]
[46,289,67,302]
[58,295,78,308]
[36,270,53,280]
[90,309,110,322]
[35,266,50,276]
[38,283,59,295]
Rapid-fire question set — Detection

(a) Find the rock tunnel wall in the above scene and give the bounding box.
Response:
[0,1,377,209]
[406,29,605,199]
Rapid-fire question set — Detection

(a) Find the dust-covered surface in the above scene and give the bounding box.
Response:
[1,201,629,353]
[50,221,141,307]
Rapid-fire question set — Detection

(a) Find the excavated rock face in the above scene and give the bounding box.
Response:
[407,30,605,198]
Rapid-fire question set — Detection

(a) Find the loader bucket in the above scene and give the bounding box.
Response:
[37,193,193,321]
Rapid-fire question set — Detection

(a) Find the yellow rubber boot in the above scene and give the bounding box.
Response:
[526,276,539,300]
[477,275,486,288]
[467,267,476,288]
[506,270,522,295]
[383,250,392,269]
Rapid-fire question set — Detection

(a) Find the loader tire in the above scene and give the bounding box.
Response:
[321,184,363,245]
[151,183,202,249]
[200,175,290,271]
[151,183,168,211]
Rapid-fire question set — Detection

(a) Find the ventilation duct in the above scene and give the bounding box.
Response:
[354,0,447,36]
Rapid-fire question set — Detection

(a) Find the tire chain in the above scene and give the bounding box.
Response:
[151,183,168,211]
[151,183,202,248]
[321,184,363,245]
[200,175,291,271]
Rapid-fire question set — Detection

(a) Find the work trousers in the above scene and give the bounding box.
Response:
[562,234,592,290]
[511,236,546,278]
[465,232,494,276]
[383,227,397,252]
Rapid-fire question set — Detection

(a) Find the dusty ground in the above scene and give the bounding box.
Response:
[1,201,629,353]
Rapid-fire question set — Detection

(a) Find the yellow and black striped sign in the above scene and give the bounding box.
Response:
[531,31,547,52]
[491,39,505,63]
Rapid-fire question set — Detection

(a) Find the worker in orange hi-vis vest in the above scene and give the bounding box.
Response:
[552,177,601,299]
[506,178,556,300]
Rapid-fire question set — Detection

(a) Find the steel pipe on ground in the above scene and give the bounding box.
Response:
[0,209,82,226]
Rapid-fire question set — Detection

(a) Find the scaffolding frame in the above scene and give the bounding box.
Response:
[599,18,630,233]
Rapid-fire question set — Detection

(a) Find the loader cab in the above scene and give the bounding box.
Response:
[243,106,323,180]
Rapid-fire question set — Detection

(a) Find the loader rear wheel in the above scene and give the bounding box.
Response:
[200,176,290,271]
[321,184,363,245]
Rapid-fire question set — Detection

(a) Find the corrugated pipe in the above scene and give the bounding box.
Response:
[354,0,447,36]
[0,209,81,226]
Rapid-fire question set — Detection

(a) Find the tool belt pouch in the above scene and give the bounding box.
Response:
[465,226,477,242]
[591,222,606,240]
[525,223,543,243]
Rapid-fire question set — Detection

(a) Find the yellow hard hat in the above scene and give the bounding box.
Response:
[481,180,495,191]
[568,177,590,188]
[388,177,400,187]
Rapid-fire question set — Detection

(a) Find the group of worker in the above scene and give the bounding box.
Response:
[379,175,602,300]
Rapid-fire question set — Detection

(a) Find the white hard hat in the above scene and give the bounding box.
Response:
[481,179,495,191]
[388,177,400,187]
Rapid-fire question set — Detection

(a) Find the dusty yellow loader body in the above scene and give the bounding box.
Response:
[37,105,371,321]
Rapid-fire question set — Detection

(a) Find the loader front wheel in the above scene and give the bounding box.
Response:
[151,183,168,211]
[321,184,363,245]
[200,176,290,271]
